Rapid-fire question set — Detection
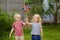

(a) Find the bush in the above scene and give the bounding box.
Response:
[27,5,43,21]
[0,12,14,31]
[0,9,14,36]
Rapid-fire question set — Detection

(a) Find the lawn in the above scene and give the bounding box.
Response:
[0,24,60,40]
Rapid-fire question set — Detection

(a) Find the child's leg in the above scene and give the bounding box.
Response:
[20,36,24,40]
[36,35,41,40]
[32,35,36,40]
[15,36,20,40]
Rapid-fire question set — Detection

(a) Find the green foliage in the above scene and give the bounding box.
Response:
[0,13,14,30]
[25,0,43,4]
[0,24,60,40]
[25,0,32,4]
[27,5,43,19]
[0,8,14,36]
[30,5,43,14]
[24,0,43,15]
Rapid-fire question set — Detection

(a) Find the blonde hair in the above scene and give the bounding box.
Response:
[31,14,42,23]
[14,14,21,20]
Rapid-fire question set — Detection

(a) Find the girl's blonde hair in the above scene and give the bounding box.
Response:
[14,14,21,20]
[31,14,42,23]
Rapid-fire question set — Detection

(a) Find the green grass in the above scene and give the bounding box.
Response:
[43,24,60,40]
[0,24,60,40]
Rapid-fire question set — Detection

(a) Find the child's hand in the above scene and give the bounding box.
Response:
[41,34,43,38]
[9,28,14,38]
[41,32,43,40]
[9,34,11,38]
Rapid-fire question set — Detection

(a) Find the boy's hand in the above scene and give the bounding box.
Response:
[9,34,11,38]
[9,28,14,38]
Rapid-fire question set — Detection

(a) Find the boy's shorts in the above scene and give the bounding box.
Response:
[32,35,41,40]
[15,36,24,40]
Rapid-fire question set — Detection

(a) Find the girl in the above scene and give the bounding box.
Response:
[26,14,43,40]
[9,14,26,40]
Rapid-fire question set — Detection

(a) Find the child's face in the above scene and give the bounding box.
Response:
[15,16,21,21]
[14,14,21,21]
[33,16,39,23]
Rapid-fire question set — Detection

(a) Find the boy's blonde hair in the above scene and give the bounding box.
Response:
[31,14,42,23]
[14,14,21,20]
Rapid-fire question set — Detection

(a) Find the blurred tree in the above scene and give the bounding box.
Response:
[54,0,59,23]
[24,0,43,15]
[25,0,43,4]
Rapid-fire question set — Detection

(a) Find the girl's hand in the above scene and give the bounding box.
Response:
[40,27,43,39]
[41,33,43,38]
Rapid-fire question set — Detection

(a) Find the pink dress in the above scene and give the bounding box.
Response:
[12,21,24,36]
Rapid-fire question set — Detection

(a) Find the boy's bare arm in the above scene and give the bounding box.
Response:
[9,27,14,38]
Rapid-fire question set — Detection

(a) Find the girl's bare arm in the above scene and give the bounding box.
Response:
[39,22,43,38]
[26,17,32,25]
[40,27,43,38]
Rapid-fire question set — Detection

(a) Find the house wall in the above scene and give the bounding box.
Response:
[1,0,24,12]
[0,0,25,21]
